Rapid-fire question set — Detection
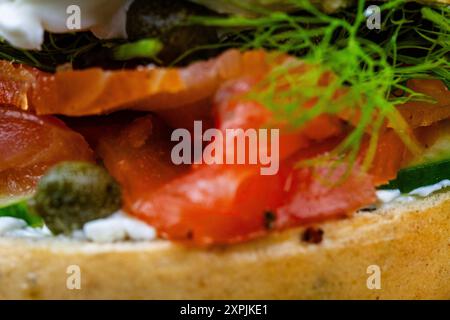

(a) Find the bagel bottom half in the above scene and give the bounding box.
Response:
[0,191,449,300]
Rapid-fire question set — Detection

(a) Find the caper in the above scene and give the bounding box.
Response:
[29,162,122,235]
[126,0,219,64]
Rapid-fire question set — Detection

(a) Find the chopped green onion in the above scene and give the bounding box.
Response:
[112,38,163,61]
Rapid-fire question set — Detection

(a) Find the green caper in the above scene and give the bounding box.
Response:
[29,162,122,235]
[126,0,219,64]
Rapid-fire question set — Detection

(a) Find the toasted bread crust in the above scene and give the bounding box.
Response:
[0,191,449,299]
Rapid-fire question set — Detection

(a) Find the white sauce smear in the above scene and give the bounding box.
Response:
[0,0,131,50]
[376,179,450,204]
[83,212,156,243]
[2,180,450,243]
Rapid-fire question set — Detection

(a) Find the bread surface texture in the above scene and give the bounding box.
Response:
[0,191,449,299]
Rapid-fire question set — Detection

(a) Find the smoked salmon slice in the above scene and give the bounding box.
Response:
[1,52,448,133]
[31,50,277,116]
[0,106,94,197]
[396,79,450,128]
[0,62,36,110]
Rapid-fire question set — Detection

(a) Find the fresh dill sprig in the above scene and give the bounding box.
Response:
[0,32,127,72]
[0,0,447,175]
[190,0,449,171]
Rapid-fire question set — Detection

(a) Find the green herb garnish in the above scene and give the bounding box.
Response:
[0,0,447,173]
[0,197,43,227]
[112,38,163,61]
[190,0,449,171]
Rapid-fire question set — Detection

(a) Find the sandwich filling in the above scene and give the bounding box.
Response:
[0,0,449,245]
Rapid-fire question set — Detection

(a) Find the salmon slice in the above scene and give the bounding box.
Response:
[30,50,277,116]
[397,79,450,128]
[0,106,94,197]
[0,62,36,110]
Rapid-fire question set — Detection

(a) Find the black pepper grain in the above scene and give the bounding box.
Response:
[301,227,324,244]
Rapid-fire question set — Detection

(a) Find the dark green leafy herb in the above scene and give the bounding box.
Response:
[0,32,120,71]
[0,198,43,227]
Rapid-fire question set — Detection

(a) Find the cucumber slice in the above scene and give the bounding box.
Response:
[388,159,450,193]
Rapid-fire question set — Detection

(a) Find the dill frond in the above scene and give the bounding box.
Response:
[0,0,447,175]
[190,0,449,171]
[0,32,126,72]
